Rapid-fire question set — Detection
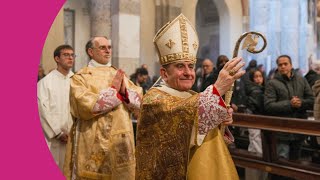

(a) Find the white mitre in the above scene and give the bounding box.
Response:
[153,14,199,65]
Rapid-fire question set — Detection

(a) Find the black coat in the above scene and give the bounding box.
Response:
[304,69,320,88]
[246,81,265,115]
[264,70,314,119]
[130,76,149,95]
[200,71,215,92]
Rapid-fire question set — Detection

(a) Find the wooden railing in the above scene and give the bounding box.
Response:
[230,113,320,180]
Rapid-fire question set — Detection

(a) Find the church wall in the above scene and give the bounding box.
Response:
[249,0,318,74]
[181,0,197,26]
[41,9,64,74]
[318,0,320,59]
[195,0,219,63]
[185,0,243,59]
[140,0,156,77]
[112,0,141,77]
[218,0,243,57]
[64,0,91,72]
[197,24,219,61]
[41,0,318,76]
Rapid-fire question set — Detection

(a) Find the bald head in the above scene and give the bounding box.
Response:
[202,59,214,75]
[141,64,148,70]
[85,36,112,64]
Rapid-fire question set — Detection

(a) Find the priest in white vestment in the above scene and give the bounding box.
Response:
[37,44,75,171]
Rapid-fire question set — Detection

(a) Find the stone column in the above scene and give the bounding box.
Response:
[155,0,182,31]
[299,0,308,73]
[318,0,320,59]
[111,0,140,76]
[301,0,318,73]
[89,0,111,37]
[154,0,182,74]
[241,0,249,32]
[281,0,300,68]
[140,0,156,77]
[267,0,281,71]
[249,0,269,67]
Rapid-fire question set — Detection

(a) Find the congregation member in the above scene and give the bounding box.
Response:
[264,55,314,160]
[199,58,215,92]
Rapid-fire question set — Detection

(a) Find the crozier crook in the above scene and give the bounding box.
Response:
[220,31,267,137]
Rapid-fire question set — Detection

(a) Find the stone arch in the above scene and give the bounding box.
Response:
[141,0,183,77]
[182,0,243,59]
[195,0,220,63]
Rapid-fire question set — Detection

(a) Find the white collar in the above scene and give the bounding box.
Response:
[52,69,74,78]
[155,82,194,98]
[88,59,111,67]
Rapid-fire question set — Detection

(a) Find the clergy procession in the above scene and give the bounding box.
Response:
[38,14,245,180]
[37,1,320,179]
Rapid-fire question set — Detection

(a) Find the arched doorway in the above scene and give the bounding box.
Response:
[184,0,243,65]
[196,0,219,64]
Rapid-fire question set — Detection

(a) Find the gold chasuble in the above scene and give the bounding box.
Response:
[64,66,142,180]
[187,129,239,180]
[136,85,238,180]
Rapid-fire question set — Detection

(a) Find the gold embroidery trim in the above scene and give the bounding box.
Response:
[179,16,189,53]
[160,52,196,65]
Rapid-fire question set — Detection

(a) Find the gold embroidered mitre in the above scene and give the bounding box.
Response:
[153,14,199,65]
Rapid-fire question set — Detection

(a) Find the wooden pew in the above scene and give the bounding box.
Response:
[229,113,320,179]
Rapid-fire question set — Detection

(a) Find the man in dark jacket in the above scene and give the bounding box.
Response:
[212,55,229,84]
[264,55,314,160]
[130,67,150,94]
[199,58,215,92]
[305,61,320,88]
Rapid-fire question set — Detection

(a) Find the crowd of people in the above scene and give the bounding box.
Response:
[37,13,320,180]
[192,54,320,180]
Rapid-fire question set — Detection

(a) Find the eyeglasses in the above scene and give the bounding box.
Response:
[93,45,112,51]
[62,53,77,58]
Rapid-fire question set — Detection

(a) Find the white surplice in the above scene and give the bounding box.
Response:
[37,69,74,171]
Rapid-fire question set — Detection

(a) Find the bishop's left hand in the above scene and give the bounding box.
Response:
[222,108,233,125]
